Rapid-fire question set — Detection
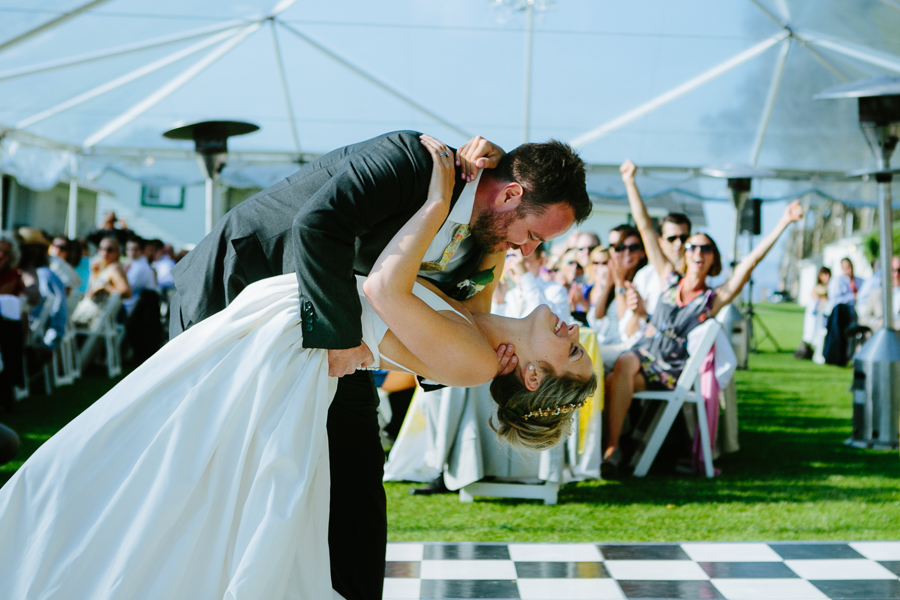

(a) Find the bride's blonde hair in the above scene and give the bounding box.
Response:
[489,364,597,451]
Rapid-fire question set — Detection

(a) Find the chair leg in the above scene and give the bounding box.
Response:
[633,399,685,477]
[694,399,715,478]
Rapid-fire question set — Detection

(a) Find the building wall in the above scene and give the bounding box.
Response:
[2,178,97,238]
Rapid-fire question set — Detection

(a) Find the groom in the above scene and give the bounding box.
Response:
[169,130,591,599]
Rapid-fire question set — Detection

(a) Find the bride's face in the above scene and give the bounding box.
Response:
[516,305,593,388]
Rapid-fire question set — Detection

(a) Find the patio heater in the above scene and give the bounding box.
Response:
[163,120,259,234]
[700,164,777,366]
[816,77,900,449]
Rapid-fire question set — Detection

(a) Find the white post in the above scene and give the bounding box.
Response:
[0,138,5,230]
[67,154,79,238]
[205,176,215,235]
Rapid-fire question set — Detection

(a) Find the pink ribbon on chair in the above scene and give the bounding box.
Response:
[691,348,721,476]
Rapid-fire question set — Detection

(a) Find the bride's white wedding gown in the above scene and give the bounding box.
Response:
[0,274,460,599]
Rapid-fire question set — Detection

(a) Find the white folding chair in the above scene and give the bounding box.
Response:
[53,314,80,386]
[631,321,721,478]
[17,296,56,397]
[75,293,124,378]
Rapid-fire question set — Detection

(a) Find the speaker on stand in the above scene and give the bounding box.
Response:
[740,198,781,353]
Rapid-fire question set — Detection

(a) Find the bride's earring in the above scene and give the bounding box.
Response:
[528,365,534,371]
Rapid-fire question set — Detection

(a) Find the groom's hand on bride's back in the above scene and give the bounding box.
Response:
[328,343,374,377]
[456,136,505,182]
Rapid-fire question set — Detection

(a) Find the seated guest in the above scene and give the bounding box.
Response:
[602,159,802,475]
[797,267,831,359]
[48,236,83,294]
[828,257,863,310]
[608,226,647,336]
[586,246,625,361]
[146,239,176,290]
[856,259,880,309]
[492,245,571,322]
[123,237,157,316]
[71,237,131,328]
[73,238,91,294]
[0,232,24,297]
[17,228,67,351]
[568,230,601,270]
[858,257,900,329]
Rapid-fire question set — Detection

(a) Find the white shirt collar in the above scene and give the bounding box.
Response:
[447,169,482,226]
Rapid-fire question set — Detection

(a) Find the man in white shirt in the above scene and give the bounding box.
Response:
[146,239,176,290]
[491,245,571,321]
[632,212,691,317]
[858,256,900,329]
[124,238,157,315]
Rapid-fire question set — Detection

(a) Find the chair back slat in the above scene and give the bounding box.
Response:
[673,321,721,397]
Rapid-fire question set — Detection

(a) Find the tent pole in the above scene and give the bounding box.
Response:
[523,1,534,144]
[67,154,79,239]
[0,20,248,84]
[805,36,900,75]
[84,22,263,148]
[570,31,788,148]
[18,28,242,130]
[0,139,5,231]
[277,20,471,140]
[270,21,301,155]
[0,0,113,56]
[750,38,791,166]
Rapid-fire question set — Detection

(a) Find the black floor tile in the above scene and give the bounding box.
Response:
[598,544,690,560]
[514,561,610,578]
[385,561,420,578]
[618,579,724,599]
[810,579,900,600]
[424,544,511,560]
[880,561,900,577]
[420,579,520,599]
[698,561,798,578]
[769,543,863,560]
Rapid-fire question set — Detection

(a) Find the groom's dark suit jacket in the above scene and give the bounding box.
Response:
[171,130,484,349]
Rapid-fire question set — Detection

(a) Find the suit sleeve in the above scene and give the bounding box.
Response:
[292,133,431,350]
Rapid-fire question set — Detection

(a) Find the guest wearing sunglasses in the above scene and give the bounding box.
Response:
[631,212,692,320]
[601,159,803,476]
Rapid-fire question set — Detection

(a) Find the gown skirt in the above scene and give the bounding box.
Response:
[0,274,360,599]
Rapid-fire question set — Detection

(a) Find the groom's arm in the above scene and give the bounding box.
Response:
[292,132,433,350]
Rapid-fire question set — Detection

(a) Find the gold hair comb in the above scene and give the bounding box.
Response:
[521,399,587,421]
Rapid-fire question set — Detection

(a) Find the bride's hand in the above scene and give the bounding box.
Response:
[456,135,505,182]
[420,135,456,209]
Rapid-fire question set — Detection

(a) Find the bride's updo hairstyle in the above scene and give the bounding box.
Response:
[489,364,597,451]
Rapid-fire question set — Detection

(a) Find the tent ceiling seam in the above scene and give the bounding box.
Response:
[275,19,471,140]
[750,38,791,166]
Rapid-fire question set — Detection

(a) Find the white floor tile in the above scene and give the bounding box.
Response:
[850,541,900,560]
[382,577,421,599]
[784,558,898,580]
[517,578,624,600]
[386,543,424,562]
[419,559,517,580]
[681,543,783,562]
[604,560,709,580]
[508,543,603,562]
[711,578,829,600]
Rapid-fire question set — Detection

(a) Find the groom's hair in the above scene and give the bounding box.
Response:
[488,140,591,224]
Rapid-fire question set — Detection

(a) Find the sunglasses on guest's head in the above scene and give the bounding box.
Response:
[665,234,689,244]
[684,242,714,254]
[614,243,643,254]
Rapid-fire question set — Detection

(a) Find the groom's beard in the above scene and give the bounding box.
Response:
[469,208,518,255]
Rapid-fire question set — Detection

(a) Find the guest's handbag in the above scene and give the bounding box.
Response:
[71,290,110,330]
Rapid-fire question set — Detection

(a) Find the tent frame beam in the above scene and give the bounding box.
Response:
[269,20,301,156]
[0,19,250,83]
[750,38,791,165]
[17,26,243,130]
[570,31,788,148]
[276,20,471,140]
[0,0,113,56]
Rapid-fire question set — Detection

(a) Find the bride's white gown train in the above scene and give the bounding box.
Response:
[0,273,440,599]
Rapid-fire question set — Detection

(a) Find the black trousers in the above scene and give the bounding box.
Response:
[168,292,386,599]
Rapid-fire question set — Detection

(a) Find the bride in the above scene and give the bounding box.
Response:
[0,135,596,599]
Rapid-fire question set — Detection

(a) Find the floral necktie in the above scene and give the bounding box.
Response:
[421,224,470,272]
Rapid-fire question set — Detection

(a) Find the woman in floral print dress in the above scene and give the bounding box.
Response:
[601,159,803,475]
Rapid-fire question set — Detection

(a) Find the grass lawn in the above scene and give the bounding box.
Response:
[3,304,898,542]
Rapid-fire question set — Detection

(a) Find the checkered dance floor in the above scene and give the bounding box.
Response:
[382,542,900,599]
